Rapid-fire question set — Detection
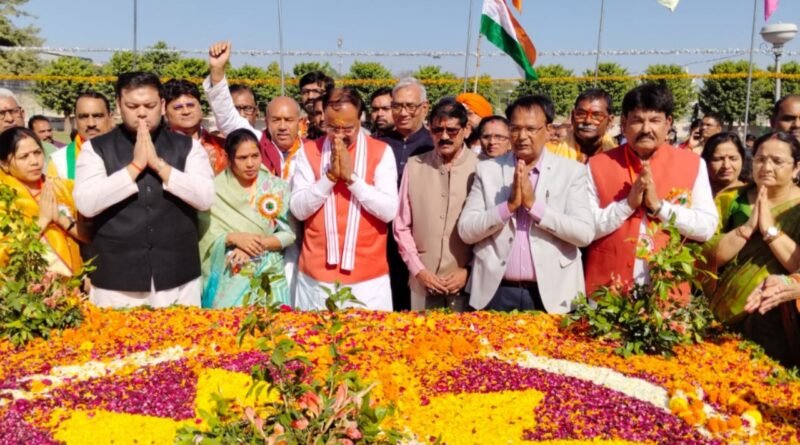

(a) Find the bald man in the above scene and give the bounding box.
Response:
[204,41,308,180]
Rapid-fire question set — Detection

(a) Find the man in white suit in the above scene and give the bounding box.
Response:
[458,95,594,312]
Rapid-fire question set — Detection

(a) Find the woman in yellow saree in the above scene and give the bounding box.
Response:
[0,127,84,276]
[707,131,800,367]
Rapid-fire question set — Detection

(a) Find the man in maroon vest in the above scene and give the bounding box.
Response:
[585,84,718,301]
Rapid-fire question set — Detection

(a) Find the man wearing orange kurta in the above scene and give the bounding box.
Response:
[291,88,398,311]
[585,84,718,301]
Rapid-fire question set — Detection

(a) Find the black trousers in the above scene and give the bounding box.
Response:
[485,280,546,312]
[386,225,410,311]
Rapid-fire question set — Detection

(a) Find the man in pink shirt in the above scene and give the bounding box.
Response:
[393,100,478,311]
[458,95,594,312]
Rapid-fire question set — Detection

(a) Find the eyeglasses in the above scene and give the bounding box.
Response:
[235,105,258,115]
[480,134,510,142]
[170,102,199,112]
[573,109,608,122]
[509,125,547,135]
[430,126,463,137]
[324,123,358,134]
[391,102,424,114]
[753,156,794,168]
[0,107,22,119]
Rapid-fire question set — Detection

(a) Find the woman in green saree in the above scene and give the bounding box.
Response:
[199,129,296,308]
[708,131,800,367]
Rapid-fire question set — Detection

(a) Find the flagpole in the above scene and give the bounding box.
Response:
[463,0,475,92]
[743,0,758,137]
[593,0,605,85]
[473,34,483,93]
[277,0,286,95]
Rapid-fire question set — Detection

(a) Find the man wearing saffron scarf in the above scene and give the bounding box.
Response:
[48,91,113,183]
[163,79,228,176]
[204,41,308,181]
[291,87,398,311]
[585,84,718,302]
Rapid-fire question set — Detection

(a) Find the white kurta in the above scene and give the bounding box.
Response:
[289,140,399,311]
[587,158,718,284]
[74,137,215,308]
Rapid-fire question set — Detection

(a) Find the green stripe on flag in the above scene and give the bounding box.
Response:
[480,15,538,80]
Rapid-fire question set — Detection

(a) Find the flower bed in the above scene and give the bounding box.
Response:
[1,306,799,444]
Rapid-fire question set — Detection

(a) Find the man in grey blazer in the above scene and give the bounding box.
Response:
[457,95,594,313]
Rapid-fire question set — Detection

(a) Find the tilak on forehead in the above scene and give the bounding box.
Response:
[331,118,349,126]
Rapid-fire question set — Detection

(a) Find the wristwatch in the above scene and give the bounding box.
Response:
[764,226,782,243]
[345,173,357,186]
[647,200,664,218]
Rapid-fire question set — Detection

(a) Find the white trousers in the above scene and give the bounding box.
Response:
[90,277,202,309]
[295,272,392,311]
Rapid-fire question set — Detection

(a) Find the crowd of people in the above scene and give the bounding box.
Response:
[1,40,800,368]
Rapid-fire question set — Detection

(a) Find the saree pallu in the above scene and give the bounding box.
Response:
[199,168,295,308]
[707,186,800,324]
[0,172,82,276]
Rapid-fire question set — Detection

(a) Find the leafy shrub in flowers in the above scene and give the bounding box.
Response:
[565,219,719,357]
[176,274,403,444]
[0,183,87,347]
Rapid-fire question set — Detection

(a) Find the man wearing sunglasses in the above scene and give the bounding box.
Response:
[547,88,617,163]
[163,79,227,176]
[393,100,478,311]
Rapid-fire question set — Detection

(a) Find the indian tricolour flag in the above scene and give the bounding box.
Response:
[480,0,538,80]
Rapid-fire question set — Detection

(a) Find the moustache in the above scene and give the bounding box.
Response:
[437,140,454,147]
[636,134,656,142]
[577,124,597,132]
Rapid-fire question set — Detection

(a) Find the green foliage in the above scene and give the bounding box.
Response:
[645,64,696,118]
[512,64,579,117]
[229,62,282,109]
[344,61,394,104]
[770,60,800,99]
[141,41,181,75]
[579,62,637,115]
[0,184,88,347]
[698,60,772,126]
[32,56,102,117]
[0,0,43,75]
[413,65,460,106]
[176,280,402,444]
[292,61,337,79]
[564,219,719,357]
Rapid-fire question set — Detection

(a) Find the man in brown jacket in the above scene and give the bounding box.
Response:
[393,100,478,311]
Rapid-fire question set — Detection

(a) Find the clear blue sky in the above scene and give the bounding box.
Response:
[17,0,800,79]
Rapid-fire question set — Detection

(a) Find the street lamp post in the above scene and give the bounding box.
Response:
[761,23,798,99]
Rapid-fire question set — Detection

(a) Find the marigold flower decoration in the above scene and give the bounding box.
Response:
[257,193,282,220]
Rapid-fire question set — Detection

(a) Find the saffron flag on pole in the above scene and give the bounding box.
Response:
[765,0,779,21]
[480,0,537,80]
[511,0,523,13]
[658,0,680,12]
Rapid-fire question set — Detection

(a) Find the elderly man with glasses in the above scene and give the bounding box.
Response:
[547,88,617,163]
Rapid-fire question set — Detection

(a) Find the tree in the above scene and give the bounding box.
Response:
[227,63,282,109]
[141,41,180,76]
[644,64,696,119]
[103,51,154,76]
[291,61,337,79]
[579,63,637,115]
[512,64,579,117]
[162,57,208,80]
[698,60,772,126]
[413,65,460,105]
[769,60,800,99]
[0,0,43,75]
[33,57,101,117]
[344,61,393,102]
